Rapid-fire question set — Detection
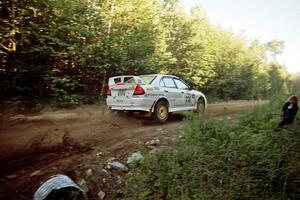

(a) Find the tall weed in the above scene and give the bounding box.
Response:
[123,101,300,200]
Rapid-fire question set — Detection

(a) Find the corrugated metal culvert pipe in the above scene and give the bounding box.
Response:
[33,174,88,200]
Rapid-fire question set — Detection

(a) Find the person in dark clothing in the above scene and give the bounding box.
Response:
[278,95,298,127]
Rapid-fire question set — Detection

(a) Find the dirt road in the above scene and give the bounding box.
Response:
[0,101,263,199]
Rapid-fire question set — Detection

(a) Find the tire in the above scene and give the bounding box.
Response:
[153,101,169,123]
[195,98,205,113]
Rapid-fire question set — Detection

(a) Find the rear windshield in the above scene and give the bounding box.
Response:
[125,77,136,84]
[137,75,156,84]
[124,75,156,84]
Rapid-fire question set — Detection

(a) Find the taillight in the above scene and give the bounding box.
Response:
[133,85,145,95]
[106,87,111,96]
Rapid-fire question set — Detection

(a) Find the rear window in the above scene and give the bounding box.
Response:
[113,78,122,83]
[138,75,156,84]
[125,77,136,84]
[124,77,132,82]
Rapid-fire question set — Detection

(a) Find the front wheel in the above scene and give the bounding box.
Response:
[195,98,205,113]
[153,101,169,123]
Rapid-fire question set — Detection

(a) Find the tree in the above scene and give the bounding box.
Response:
[291,72,300,94]
[266,40,284,60]
[0,0,292,103]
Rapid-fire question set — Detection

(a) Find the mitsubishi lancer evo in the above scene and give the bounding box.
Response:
[106,74,207,123]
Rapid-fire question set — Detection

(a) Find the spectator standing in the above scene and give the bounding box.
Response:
[278,95,298,127]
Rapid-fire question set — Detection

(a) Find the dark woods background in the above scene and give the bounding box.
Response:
[1,0,299,105]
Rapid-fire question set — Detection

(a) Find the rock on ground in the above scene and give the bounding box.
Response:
[109,161,128,171]
[98,190,106,199]
[126,151,143,165]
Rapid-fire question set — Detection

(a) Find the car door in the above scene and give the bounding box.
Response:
[160,77,182,108]
[173,78,193,107]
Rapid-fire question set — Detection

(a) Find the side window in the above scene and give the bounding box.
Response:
[159,79,166,87]
[163,77,176,88]
[174,79,189,90]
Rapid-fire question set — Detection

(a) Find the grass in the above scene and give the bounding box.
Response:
[122,98,300,200]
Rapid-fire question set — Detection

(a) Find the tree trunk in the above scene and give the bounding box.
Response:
[100,71,107,97]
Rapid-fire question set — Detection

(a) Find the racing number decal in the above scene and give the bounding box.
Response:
[192,94,196,104]
[185,95,191,103]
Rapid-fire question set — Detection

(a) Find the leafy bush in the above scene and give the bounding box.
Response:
[45,75,88,105]
[123,101,300,199]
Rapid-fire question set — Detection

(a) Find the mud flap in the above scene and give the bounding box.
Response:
[149,100,157,113]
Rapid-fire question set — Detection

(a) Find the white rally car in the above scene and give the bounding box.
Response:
[106,74,207,122]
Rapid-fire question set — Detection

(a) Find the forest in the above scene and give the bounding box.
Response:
[0,0,297,104]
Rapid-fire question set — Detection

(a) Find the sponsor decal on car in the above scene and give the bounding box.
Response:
[146,87,154,92]
[147,93,164,97]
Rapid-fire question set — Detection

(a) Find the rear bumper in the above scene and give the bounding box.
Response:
[106,97,154,112]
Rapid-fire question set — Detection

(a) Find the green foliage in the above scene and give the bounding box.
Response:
[0,0,292,103]
[45,75,87,104]
[291,72,300,94]
[123,101,300,199]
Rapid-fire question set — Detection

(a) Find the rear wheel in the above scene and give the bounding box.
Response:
[154,101,169,123]
[195,98,205,113]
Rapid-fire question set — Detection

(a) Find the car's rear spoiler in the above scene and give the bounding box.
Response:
[108,75,141,86]
[108,75,142,90]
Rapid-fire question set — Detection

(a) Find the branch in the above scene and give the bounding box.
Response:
[0,42,15,54]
